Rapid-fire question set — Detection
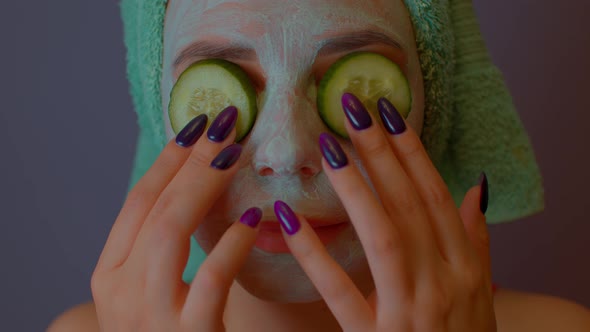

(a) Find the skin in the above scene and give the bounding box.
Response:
[46,0,590,330]
[161,0,425,304]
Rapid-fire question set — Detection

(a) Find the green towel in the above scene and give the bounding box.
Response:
[119,0,544,284]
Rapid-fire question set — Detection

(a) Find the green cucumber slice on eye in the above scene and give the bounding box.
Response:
[317,51,412,139]
[168,59,258,142]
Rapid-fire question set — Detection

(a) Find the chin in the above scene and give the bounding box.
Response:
[231,228,375,303]
[195,215,375,303]
[235,253,326,303]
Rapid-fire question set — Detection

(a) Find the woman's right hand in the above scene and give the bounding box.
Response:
[91,106,262,332]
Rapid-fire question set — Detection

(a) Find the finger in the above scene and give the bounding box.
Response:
[459,173,492,287]
[96,114,208,270]
[274,201,374,331]
[377,97,470,263]
[318,132,410,310]
[341,93,441,267]
[126,106,240,302]
[181,207,262,330]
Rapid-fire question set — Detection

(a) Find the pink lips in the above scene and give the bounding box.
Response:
[254,220,349,253]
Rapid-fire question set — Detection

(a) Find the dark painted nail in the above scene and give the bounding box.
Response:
[240,207,263,228]
[342,93,372,130]
[274,200,300,235]
[207,106,238,142]
[210,144,242,170]
[175,114,208,147]
[319,133,349,169]
[377,97,406,135]
[479,172,489,215]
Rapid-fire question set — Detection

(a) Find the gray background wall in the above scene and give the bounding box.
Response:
[1,0,588,330]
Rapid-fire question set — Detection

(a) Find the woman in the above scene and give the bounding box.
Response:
[49,0,590,330]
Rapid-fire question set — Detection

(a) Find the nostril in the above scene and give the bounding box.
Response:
[258,167,274,176]
[300,166,316,177]
[256,165,319,177]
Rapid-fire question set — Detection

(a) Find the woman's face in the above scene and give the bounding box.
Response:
[162,0,424,303]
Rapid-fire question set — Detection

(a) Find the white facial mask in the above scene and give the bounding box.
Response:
[162,0,424,302]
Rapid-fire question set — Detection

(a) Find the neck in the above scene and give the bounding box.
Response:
[223,281,342,332]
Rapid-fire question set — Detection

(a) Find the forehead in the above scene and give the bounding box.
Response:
[167,0,411,46]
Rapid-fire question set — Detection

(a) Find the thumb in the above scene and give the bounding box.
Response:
[459,173,491,280]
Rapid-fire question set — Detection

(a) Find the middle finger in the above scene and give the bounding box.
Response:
[340,93,441,266]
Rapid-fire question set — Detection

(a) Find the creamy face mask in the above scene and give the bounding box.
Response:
[162,0,424,302]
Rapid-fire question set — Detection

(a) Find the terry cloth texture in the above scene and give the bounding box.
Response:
[119,0,544,284]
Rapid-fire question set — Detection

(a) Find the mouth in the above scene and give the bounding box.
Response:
[254,220,350,253]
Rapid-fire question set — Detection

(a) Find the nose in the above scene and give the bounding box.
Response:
[256,160,319,178]
[251,88,323,179]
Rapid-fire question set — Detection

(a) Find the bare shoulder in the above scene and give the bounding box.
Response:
[494,288,590,332]
[46,301,99,332]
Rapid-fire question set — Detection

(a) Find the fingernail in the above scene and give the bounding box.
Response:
[377,97,406,135]
[342,93,372,130]
[479,172,488,215]
[210,144,242,170]
[175,114,208,147]
[207,106,238,142]
[274,200,300,235]
[240,207,263,228]
[319,133,349,169]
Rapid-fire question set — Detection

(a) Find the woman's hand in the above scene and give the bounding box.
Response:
[91,106,262,332]
[274,93,496,331]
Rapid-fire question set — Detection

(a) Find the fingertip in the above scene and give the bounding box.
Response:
[176,113,209,148]
[377,96,407,135]
[319,133,350,170]
[210,143,243,170]
[274,200,301,236]
[461,185,482,209]
[459,182,490,254]
[239,207,263,229]
[459,184,487,226]
[479,172,489,216]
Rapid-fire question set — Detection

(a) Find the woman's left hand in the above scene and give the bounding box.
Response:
[273,93,496,331]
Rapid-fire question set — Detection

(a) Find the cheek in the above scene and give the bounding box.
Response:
[192,168,258,252]
[194,221,227,254]
[340,141,381,198]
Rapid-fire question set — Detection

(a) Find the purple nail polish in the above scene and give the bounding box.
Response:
[479,172,488,215]
[240,207,263,228]
[342,93,372,130]
[210,144,242,170]
[274,200,300,235]
[175,114,208,147]
[207,106,238,142]
[377,97,406,135]
[319,133,349,169]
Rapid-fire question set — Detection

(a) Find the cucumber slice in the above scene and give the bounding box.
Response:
[168,59,258,142]
[317,52,412,139]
